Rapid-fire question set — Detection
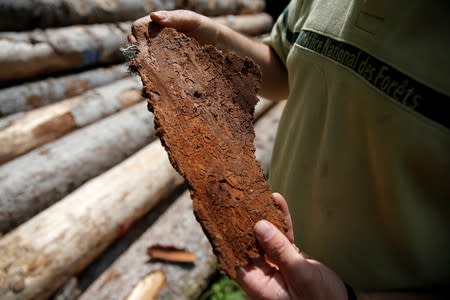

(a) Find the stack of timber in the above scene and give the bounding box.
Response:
[0,1,283,299]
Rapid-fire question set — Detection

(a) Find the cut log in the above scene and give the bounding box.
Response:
[0,0,264,31]
[254,101,285,172]
[0,102,155,234]
[129,19,286,279]
[213,13,273,36]
[0,140,184,300]
[52,278,81,300]
[78,102,285,300]
[0,13,272,84]
[0,112,24,130]
[183,0,265,16]
[0,64,128,117]
[0,77,142,164]
[0,22,130,84]
[80,191,215,300]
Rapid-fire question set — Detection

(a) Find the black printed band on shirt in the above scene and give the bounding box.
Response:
[281,11,450,129]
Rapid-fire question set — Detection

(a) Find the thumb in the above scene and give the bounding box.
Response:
[150,10,202,32]
[255,220,300,273]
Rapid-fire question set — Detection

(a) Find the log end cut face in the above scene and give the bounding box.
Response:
[128,16,287,279]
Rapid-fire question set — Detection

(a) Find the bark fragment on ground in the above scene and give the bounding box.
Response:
[128,17,286,279]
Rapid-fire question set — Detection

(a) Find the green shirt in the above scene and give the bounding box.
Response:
[266,0,450,291]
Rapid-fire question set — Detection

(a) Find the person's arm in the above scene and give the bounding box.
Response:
[150,10,289,101]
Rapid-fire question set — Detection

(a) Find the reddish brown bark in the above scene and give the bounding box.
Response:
[128,17,286,279]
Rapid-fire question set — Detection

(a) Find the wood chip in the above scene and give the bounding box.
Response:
[125,271,166,300]
[147,245,197,264]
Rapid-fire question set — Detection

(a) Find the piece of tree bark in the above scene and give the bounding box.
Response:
[78,102,285,300]
[0,77,142,164]
[0,64,128,117]
[0,140,184,300]
[0,0,265,31]
[0,22,130,84]
[0,102,155,234]
[59,96,272,296]
[213,13,273,36]
[128,19,286,279]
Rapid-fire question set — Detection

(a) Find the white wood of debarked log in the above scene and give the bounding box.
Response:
[0,64,128,117]
[0,141,184,300]
[0,103,155,233]
[213,13,273,36]
[0,13,271,84]
[0,77,142,164]
[0,22,130,83]
[0,0,265,31]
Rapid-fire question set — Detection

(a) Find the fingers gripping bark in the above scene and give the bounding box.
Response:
[255,220,300,274]
[150,10,202,32]
[272,193,295,243]
[150,10,219,46]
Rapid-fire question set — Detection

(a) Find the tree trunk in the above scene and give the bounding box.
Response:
[78,102,285,300]
[0,102,155,234]
[213,13,273,36]
[0,0,172,31]
[0,77,142,164]
[183,0,265,16]
[80,191,215,300]
[0,64,128,117]
[0,0,265,31]
[0,22,130,85]
[0,93,270,235]
[0,141,184,300]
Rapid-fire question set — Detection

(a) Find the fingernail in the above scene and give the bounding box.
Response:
[255,220,275,241]
[152,11,168,21]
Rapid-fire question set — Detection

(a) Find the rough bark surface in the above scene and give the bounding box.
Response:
[129,18,286,279]
[78,102,285,300]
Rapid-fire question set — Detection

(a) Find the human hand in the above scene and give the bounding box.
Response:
[235,193,349,300]
[150,10,222,46]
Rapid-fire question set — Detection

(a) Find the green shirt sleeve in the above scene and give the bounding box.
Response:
[263,5,292,67]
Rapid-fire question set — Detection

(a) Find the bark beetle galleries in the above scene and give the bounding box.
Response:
[128,16,287,279]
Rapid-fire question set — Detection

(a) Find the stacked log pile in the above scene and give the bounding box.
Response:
[0,1,284,299]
